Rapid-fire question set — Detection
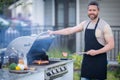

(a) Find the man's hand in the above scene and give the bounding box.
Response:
[47,30,54,35]
[86,49,98,56]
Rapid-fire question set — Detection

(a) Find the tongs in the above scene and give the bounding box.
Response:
[76,52,87,55]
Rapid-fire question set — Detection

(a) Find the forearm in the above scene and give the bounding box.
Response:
[49,22,84,35]
[52,27,76,35]
[96,43,114,54]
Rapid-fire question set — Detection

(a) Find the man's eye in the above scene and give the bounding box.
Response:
[89,9,96,12]
[89,9,92,11]
[93,10,96,11]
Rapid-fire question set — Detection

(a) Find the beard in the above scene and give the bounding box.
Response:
[88,13,98,20]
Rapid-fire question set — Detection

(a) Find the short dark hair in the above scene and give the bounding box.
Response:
[88,1,99,10]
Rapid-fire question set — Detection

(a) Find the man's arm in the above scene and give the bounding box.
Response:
[87,25,114,56]
[48,21,85,35]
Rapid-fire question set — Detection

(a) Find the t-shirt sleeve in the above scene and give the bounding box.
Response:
[103,24,113,38]
[73,21,86,31]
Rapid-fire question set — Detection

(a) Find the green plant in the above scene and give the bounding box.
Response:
[74,70,120,80]
[113,52,120,78]
[117,52,120,64]
[47,48,71,58]
[69,54,83,70]
[114,66,120,78]
[74,71,80,80]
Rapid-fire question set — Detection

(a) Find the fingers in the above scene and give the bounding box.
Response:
[47,30,53,35]
[86,50,97,56]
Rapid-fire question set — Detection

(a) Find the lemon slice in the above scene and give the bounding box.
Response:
[16,66,21,70]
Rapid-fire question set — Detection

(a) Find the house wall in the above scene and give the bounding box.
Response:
[76,0,120,62]
[44,0,55,29]
[9,0,32,19]
[79,0,120,26]
[77,0,120,52]
[44,0,52,26]
[100,0,120,26]
[79,0,88,22]
[32,0,44,25]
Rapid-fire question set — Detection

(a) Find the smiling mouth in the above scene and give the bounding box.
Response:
[90,14,95,16]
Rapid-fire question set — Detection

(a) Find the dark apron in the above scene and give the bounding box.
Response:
[81,18,107,79]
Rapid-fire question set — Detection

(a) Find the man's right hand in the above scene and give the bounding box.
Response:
[47,30,54,35]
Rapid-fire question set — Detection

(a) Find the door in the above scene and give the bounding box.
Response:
[55,0,76,52]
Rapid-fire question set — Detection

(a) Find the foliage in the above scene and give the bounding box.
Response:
[114,66,120,78]
[47,48,71,58]
[69,54,83,70]
[117,52,120,64]
[106,70,120,80]
[74,71,80,80]
[48,48,83,70]
[74,70,120,80]
[112,52,120,78]
[0,0,17,14]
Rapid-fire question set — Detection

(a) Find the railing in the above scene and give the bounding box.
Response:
[0,25,53,48]
[107,27,120,63]
[0,26,120,62]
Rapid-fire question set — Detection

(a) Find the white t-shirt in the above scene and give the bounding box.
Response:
[82,19,113,46]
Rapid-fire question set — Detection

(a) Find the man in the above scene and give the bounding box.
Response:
[48,1,114,80]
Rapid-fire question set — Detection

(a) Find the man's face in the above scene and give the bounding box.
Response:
[88,5,99,20]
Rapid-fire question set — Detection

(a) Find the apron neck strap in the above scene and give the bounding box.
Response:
[86,18,100,29]
[95,18,100,29]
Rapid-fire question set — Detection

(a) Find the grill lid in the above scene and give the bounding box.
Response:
[5,32,55,64]
[28,33,55,54]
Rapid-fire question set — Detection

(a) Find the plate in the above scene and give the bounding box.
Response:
[9,70,30,74]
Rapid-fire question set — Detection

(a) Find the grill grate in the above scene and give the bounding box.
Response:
[32,60,60,66]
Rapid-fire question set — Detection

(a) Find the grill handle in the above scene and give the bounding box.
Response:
[36,32,55,39]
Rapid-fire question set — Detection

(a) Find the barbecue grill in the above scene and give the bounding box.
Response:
[5,32,74,80]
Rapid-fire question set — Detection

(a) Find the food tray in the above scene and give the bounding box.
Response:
[9,70,30,74]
